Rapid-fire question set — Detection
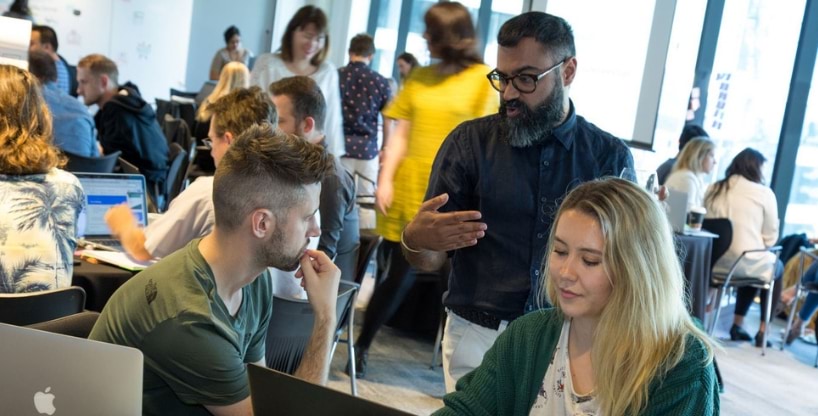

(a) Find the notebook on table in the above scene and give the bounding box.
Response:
[0,323,143,416]
[247,364,413,416]
[75,173,149,252]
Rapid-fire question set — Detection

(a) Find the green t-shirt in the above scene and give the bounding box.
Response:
[89,238,272,415]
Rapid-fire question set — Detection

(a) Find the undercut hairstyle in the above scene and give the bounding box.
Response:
[540,178,714,416]
[223,25,240,44]
[671,137,714,174]
[32,25,59,52]
[348,33,375,57]
[28,50,58,83]
[280,5,330,67]
[424,2,482,75]
[705,147,766,207]
[679,124,709,151]
[212,123,334,231]
[77,54,119,86]
[498,12,576,64]
[0,65,65,174]
[268,76,326,131]
[207,86,277,137]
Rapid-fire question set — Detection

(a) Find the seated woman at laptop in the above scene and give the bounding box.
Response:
[705,148,782,347]
[435,178,718,415]
[665,137,716,211]
[0,65,85,293]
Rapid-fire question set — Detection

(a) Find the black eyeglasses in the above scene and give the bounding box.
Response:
[486,58,568,94]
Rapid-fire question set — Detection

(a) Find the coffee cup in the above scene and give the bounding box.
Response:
[687,207,706,230]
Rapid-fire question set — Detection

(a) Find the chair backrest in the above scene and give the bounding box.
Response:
[155,98,176,123]
[170,88,198,100]
[163,143,189,211]
[702,218,733,269]
[265,281,357,373]
[64,150,122,173]
[26,311,100,338]
[355,231,383,286]
[118,157,140,175]
[0,287,86,326]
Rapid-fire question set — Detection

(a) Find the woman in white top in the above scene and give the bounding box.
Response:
[209,25,253,81]
[704,148,782,347]
[250,6,344,157]
[664,137,716,211]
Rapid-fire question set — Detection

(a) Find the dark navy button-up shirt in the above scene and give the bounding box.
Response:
[425,103,634,321]
[338,62,391,160]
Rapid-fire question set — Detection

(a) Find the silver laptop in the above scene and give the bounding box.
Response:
[666,189,689,233]
[75,173,149,251]
[0,323,143,415]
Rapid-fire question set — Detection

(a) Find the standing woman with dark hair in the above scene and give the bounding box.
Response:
[396,52,419,87]
[351,1,498,377]
[0,65,85,293]
[704,148,782,347]
[250,5,344,157]
[209,25,254,81]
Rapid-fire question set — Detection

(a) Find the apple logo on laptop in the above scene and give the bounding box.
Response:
[33,387,56,415]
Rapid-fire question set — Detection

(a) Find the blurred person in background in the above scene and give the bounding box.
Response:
[656,124,709,185]
[209,25,253,81]
[664,137,716,211]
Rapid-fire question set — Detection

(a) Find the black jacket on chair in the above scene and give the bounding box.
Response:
[94,82,169,184]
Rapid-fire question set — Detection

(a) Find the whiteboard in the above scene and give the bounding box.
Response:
[1,0,193,104]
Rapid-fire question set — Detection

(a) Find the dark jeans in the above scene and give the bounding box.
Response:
[355,240,415,350]
[735,260,784,321]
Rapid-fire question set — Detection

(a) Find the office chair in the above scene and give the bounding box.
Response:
[265,281,359,395]
[0,286,86,326]
[64,151,122,173]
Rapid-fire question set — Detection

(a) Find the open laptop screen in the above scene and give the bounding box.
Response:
[75,173,148,238]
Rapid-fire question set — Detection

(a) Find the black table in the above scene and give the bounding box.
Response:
[72,258,136,312]
[676,233,715,321]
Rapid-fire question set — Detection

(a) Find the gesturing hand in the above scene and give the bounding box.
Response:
[403,193,487,252]
[375,180,393,216]
[296,249,340,320]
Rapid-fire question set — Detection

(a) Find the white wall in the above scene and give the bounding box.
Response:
[185,0,277,92]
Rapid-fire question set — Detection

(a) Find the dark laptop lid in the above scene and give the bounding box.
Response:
[247,364,413,416]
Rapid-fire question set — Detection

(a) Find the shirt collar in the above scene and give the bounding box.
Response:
[550,100,577,150]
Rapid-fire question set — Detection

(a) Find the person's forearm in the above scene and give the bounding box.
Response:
[379,120,409,184]
[293,313,336,385]
[120,226,153,262]
[381,116,392,150]
[402,228,447,272]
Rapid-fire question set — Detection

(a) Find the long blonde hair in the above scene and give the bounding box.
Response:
[197,61,250,121]
[672,137,714,174]
[0,65,64,174]
[541,178,714,415]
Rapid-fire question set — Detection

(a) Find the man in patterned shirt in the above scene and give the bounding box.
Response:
[338,33,392,200]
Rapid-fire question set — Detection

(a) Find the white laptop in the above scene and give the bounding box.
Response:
[0,323,143,415]
[75,173,149,251]
[666,189,689,233]
[666,190,718,237]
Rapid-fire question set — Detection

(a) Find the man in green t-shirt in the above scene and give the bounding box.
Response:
[90,123,340,415]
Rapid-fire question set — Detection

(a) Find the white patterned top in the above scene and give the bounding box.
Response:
[0,169,85,293]
[529,320,599,416]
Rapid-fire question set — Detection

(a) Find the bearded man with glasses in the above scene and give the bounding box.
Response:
[401,11,634,393]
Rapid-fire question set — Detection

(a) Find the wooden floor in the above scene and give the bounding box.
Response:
[325,278,818,415]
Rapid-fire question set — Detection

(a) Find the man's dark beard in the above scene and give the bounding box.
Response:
[500,81,565,148]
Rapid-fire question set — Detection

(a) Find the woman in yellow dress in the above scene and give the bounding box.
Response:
[351,1,498,377]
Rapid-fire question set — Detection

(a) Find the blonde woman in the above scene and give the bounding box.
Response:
[665,137,716,211]
[197,61,250,122]
[0,65,85,293]
[436,178,718,415]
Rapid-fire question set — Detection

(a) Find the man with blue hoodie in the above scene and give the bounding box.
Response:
[77,54,168,197]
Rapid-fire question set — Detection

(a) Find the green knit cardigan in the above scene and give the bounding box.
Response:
[434,309,719,416]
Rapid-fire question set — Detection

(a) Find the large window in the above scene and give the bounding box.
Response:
[783,54,818,236]
[702,0,806,184]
